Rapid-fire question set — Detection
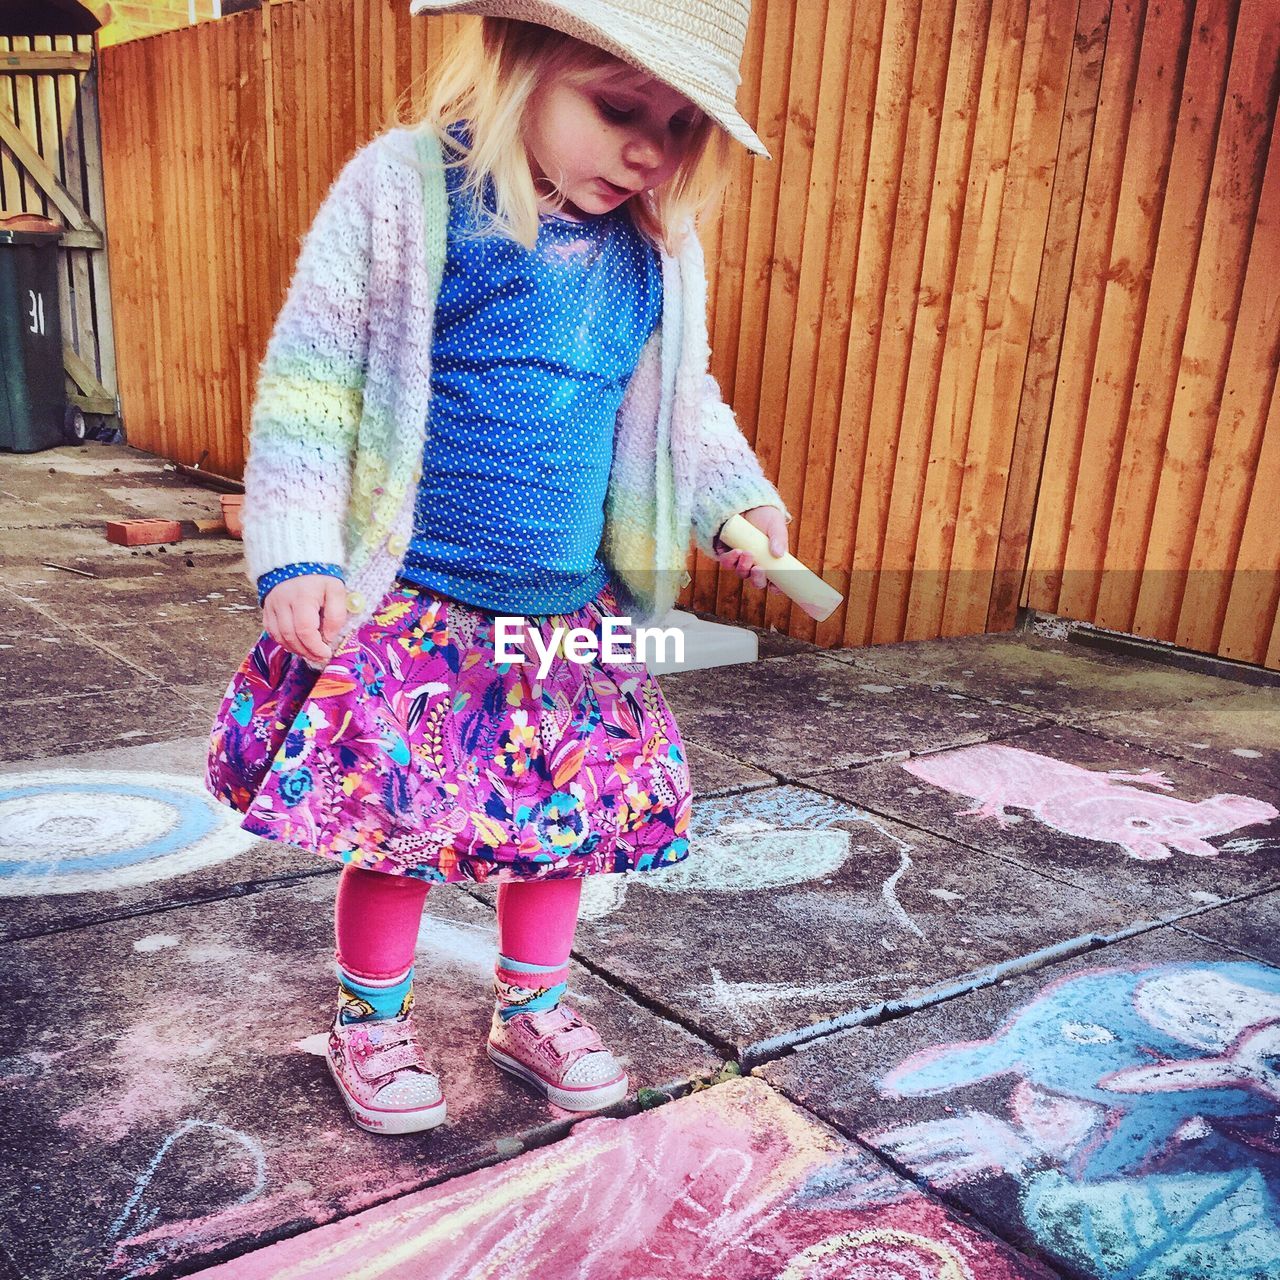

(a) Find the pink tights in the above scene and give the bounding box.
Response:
[333,864,583,980]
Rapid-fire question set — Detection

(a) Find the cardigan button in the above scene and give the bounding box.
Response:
[346,591,365,614]
[387,534,407,558]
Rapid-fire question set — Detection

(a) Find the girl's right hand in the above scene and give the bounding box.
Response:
[262,575,349,666]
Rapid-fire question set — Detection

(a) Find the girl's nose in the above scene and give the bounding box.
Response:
[623,127,667,174]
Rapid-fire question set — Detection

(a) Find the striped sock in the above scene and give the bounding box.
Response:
[336,963,415,1025]
[493,953,569,1023]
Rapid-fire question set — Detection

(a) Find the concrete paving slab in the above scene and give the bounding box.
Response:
[96,613,261,704]
[0,625,155,704]
[658,652,1041,779]
[0,443,226,528]
[759,928,1280,1280]
[186,1076,1052,1280]
[1089,688,1280,788]
[0,594,47,631]
[824,632,1246,722]
[0,688,216,765]
[1176,890,1280,964]
[0,876,720,1280]
[6,564,258,634]
[0,486,54,530]
[557,784,1143,1061]
[0,738,328,942]
[814,724,1280,917]
[2,526,244,586]
[682,739,776,793]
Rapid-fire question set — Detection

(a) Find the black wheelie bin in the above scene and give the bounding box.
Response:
[0,218,66,452]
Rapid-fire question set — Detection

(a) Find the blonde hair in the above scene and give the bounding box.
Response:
[397,17,734,255]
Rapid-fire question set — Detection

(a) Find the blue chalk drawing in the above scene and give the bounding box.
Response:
[1023,1168,1280,1280]
[577,785,926,946]
[0,770,258,895]
[876,962,1280,1279]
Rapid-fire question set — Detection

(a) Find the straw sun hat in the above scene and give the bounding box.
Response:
[407,0,769,158]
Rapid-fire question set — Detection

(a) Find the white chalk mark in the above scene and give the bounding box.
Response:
[416,913,496,971]
[881,845,925,939]
[132,934,180,952]
[696,966,907,1033]
[0,769,256,896]
[111,1119,267,1240]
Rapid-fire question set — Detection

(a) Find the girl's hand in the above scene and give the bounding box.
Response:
[711,506,790,591]
[262,575,349,666]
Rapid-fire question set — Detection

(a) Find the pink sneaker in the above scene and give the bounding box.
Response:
[486,1004,628,1112]
[325,1014,447,1135]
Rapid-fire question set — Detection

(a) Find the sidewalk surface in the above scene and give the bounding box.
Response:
[2,442,1277,1280]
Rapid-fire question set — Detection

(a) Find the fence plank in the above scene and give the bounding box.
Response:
[946,0,1073,637]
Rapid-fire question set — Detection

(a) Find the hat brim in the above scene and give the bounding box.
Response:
[407,0,770,158]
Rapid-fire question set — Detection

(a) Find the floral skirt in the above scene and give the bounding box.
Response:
[205,577,692,883]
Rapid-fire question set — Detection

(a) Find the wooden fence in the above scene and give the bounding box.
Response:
[1,35,118,422]
[98,0,1280,668]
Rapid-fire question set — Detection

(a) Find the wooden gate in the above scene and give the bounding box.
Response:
[0,35,118,423]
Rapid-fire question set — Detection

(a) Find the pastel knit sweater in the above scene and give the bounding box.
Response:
[241,126,791,637]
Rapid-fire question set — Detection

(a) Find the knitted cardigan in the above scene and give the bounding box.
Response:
[241,126,791,636]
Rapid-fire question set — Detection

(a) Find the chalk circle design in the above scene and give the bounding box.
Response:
[0,770,257,896]
[776,1230,974,1280]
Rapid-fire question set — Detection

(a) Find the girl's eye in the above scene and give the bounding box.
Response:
[597,99,635,123]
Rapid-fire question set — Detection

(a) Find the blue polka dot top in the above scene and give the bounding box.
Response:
[396,123,663,615]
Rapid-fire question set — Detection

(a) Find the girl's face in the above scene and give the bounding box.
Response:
[523,59,702,220]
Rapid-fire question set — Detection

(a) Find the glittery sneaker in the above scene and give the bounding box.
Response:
[325,1013,446,1135]
[486,1004,628,1112]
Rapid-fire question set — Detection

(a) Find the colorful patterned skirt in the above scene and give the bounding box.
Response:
[205,577,692,883]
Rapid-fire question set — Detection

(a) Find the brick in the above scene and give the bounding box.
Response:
[105,519,183,547]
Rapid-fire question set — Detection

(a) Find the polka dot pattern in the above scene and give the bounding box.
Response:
[398,124,663,615]
[257,561,345,605]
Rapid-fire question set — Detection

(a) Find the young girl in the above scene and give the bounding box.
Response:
[206,0,792,1136]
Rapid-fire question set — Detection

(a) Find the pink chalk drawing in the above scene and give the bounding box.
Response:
[186,1078,1046,1279]
[900,744,1277,860]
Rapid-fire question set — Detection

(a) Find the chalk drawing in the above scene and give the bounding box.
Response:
[694,965,907,1034]
[774,1229,975,1279]
[872,961,1280,1279]
[109,1119,267,1277]
[901,744,1277,860]
[414,912,496,972]
[579,787,922,942]
[0,770,257,895]
[181,1077,1035,1279]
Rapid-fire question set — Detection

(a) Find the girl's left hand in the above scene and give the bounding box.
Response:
[711,505,789,591]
